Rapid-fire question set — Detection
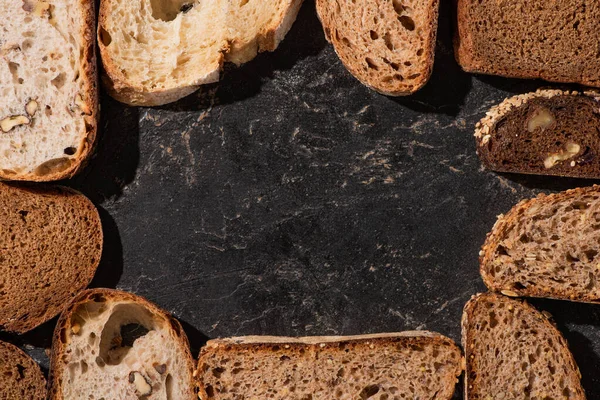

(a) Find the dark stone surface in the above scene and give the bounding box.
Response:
[5,1,600,397]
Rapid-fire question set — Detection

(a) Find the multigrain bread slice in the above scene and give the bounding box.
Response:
[0,0,98,181]
[463,293,585,399]
[0,183,102,333]
[455,0,600,87]
[475,89,600,178]
[196,332,463,399]
[316,0,440,95]
[49,289,196,400]
[98,0,303,106]
[0,340,46,400]
[480,185,600,303]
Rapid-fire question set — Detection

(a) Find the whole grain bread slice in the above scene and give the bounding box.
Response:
[463,293,585,399]
[316,0,440,95]
[98,0,303,106]
[0,0,98,181]
[0,183,102,333]
[49,289,196,400]
[480,185,600,303]
[475,89,600,178]
[455,0,600,87]
[196,332,463,399]
[0,340,46,400]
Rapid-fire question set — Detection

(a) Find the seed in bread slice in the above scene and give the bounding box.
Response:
[455,0,600,87]
[480,185,600,303]
[316,0,440,95]
[49,289,196,400]
[97,0,303,106]
[463,293,585,399]
[0,340,46,400]
[196,332,463,399]
[476,89,600,178]
[0,0,98,181]
[0,183,102,333]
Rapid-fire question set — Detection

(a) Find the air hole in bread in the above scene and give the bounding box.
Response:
[64,147,76,156]
[51,73,66,89]
[34,157,72,176]
[8,62,19,83]
[99,27,112,47]
[391,0,404,16]
[22,39,33,51]
[150,0,191,21]
[398,16,415,31]
[365,58,378,70]
[358,384,380,399]
[369,30,378,40]
[165,373,173,400]
[383,33,394,50]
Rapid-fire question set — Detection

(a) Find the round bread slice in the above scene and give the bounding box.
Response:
[0,340,46,399]
[49,289,196,400]
[0,183,102,333]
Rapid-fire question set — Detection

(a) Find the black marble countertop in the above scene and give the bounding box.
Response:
[6,1,600,397]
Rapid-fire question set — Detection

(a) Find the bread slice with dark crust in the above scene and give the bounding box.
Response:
[463,293,585,400]
[196,332,463,399]
[475,89,600,178]
[0,183,102,333]
[0,340,46,400]
[455,0,600,87]
[49,289,196,400]
[480,185,600,303]
[316,0,440,95]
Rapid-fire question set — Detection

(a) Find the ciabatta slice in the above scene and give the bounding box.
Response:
[98,0,303,106]
[0,340,46,400]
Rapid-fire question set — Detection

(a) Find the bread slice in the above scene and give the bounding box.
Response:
[196,332,463,399]
[0,183,102,333]
[316,0,440,95]
[480,185,600,303]
[0,0,98,181]
[455,0,600,87]
[97,0,303,106]
[475,89,600,178]
[463,293,585,399]
[48,289,196,400]
[0,340,46,399]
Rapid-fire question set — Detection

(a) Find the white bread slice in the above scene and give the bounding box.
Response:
[196,332,463,399]
[316,0,440,95]
[463,293,585,399]
[0,340,46,400]
[49,289,196,400]
[0,0,98,181]
[98,0,303,106]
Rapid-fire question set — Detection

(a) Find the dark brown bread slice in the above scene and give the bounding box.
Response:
[455,0,600,87]
[0,340,46,399]
[49,289,196,400]
[475,89,600,178]
[0,183,102,333]
[196,332,463,399]
[480,185,600,303]
[463,293,585,399]
[316,0,440,95]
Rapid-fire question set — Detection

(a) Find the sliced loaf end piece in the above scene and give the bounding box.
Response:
[0,183,103,333]
[0,340,46,400]
[463,293,585,399]
[316,0,440,96]
[49,289,196,400]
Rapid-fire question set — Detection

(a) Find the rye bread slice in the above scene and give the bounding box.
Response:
[316,0,440,95]
[455,0,600,87]
[475,89,600,178]
[463,293,585,399]
[0,183,102,333]
[49,289,196,400]
[196,332,463,399]
[480,185,600,303]
[0,340,46,400]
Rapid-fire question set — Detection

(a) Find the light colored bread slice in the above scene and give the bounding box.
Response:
[98,0,303,106]
[49,289,196,400]
[196,332,463,399]
[480,185,600,303]
[316,0,440,95]
[463,293,585,399]
[0,340,46,400]
[0,0,98,181]
[0,183,102,333]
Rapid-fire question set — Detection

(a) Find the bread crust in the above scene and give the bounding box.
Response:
[48,288,196,400]
[462,293,585,399]
[0,0,99,182]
